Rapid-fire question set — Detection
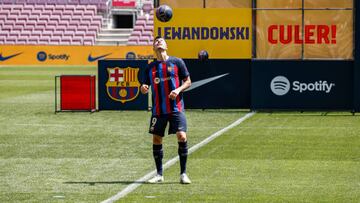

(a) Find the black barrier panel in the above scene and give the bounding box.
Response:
[251,60,353,110]
[354,0,360,112]
[98,60,148,110]
[183,59,251,109]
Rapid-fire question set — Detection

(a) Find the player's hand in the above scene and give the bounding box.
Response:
[141,84,149,94]
[169,89,180,100]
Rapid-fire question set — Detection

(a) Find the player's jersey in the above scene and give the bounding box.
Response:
[143,56,190,116]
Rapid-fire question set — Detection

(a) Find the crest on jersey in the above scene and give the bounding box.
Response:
[106,67,140,103]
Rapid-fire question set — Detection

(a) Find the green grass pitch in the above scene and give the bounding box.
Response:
[0,66,359,202]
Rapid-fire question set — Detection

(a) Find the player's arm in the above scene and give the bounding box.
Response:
[169,76,191,100]
[141,66,151,94]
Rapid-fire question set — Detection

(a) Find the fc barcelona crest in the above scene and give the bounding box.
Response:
[106,67,140,103]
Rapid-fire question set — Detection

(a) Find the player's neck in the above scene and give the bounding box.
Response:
[156,51,169,62]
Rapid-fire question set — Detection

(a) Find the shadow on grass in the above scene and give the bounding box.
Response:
[63,181,180,185]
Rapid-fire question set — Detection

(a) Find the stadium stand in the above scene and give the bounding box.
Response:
[127,0,154,45]
[0,3,103,45]
[0,0,154,45]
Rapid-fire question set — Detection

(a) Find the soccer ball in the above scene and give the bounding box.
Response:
[198,50,209,61]
[156,4,173,22]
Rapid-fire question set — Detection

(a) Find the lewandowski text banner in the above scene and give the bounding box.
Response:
[154,8,252,59]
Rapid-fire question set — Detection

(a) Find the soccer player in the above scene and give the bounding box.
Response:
[141,37,192,184]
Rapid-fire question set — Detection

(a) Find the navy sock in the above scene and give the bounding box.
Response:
[178,141,188,174]
[153,144,163,176]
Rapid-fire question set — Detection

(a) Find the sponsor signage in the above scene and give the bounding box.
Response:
[98,60,148,110]
[0,45,153,66]
[270,76,335,96]
[154,9,252,59]
[251,60,353,110]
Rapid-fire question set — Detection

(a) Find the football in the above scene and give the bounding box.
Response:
[198,50,209,61]
[156,4,173,22]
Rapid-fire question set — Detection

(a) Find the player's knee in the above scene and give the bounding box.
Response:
[153,135,163,144]
[177,132,187,142]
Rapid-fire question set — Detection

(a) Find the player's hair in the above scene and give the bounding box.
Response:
[154,36,164,43]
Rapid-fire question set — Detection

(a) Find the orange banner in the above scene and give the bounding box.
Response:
[256,10,353,59]
[0,45,153,66]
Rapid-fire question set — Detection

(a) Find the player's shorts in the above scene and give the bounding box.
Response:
[148,112,187,137]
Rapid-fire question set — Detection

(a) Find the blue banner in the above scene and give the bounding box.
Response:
[251,60,353,110]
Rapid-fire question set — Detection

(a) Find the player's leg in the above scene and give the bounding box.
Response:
[148,115,166,183]
[152,134,164,175]
[169,112,191,184]
[176,131,188,175]
[176,131,191,184]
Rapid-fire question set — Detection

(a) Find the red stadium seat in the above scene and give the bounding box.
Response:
[38,36,50,44]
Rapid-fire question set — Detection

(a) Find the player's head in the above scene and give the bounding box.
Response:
[153,36,167,51]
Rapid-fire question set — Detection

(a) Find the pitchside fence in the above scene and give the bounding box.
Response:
[52,0,360,113]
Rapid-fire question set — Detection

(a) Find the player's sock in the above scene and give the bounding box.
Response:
[153,144,163,176]
[178,141,188,174]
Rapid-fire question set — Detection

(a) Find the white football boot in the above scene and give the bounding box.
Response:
[148,174,164,183]
[180,173,191,184]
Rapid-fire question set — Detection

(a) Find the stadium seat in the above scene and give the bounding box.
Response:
[23,26,34,31]
[74,31,85,37]
[83,37,94,45]
[1,0,14,4]
[72,36,83,44]
[132,30,142,37]
[62,36,72,45]
[28,15,38,21]
[49,36,61,45]
[42,30,53,37]
[17,37,27,44]
[2,25,13,31]
[144,25,153,32]
[0,30,8,37]
[38,36,50,44]
[17,15,28,21]
[27,36,38,44]
[13,25,23,32]
[58,21,69,27]
[12,4,23,12]
[7,15,17,21]
[52,30,63,37]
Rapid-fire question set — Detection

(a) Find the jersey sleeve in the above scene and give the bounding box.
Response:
[176,58,190,80]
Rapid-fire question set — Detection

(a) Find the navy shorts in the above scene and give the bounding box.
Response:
[149,112,187,137]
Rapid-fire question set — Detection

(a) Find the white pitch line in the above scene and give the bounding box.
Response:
[100,111,256,203]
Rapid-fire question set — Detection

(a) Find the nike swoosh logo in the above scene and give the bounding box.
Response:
[0,53,22,61]
[185,73,229,92]
[88,53,112,62]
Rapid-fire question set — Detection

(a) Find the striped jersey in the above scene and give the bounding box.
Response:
[143,56,190,116]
